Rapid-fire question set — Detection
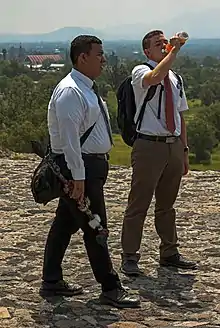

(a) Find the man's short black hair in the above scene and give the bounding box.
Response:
[70,35,102,65]
[142,30,164,50]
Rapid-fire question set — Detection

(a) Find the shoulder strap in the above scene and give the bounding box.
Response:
[171,70,183,98]
[143,62,154,70]
[46,122,96,156]
[134,63,160,130]
[144,64,183,96]
[80,122,96,147]
[136,85,158,130]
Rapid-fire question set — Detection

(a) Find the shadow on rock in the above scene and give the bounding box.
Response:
[121,266,206,313]
[32,296,120,327]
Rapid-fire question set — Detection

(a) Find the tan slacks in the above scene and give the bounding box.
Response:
[121,137,184,259]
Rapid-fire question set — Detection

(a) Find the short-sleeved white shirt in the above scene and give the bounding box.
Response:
[132,59,188,136]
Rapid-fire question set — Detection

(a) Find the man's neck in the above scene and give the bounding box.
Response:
[147,59,158,67]
[73,66,94,80]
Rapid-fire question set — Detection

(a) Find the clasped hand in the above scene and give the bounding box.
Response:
[64,180,85,204]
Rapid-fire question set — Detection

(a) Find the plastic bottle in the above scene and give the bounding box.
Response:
[163,31,189,53]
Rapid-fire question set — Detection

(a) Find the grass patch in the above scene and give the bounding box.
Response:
[110,134,220,171]
[10,153,31,160]
[110,134,132,166]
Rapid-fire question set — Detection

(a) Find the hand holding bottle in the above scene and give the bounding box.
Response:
[163,31,189,54]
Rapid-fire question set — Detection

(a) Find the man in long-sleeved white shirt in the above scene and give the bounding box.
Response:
[39,35,140,308]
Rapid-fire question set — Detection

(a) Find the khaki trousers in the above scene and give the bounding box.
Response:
[121,137,184,259]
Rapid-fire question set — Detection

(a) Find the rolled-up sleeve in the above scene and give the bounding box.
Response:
[55,87,86,180]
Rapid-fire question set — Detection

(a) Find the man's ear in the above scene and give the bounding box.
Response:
[78,53,88,64]
[143,48,149,57]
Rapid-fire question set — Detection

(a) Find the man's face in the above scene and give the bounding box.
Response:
[83,43,106,79]
[145,34,168,62]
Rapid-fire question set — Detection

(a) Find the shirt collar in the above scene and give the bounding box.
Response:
[147,59,158,68]
[70,68,93,89]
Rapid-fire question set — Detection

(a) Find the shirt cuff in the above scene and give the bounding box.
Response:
[70,167,85,180]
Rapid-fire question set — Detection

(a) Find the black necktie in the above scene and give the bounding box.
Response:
[92,82,113,145]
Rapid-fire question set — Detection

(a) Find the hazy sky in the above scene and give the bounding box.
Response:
[0,0,219,34]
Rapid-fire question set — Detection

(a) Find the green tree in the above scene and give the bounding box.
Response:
[187,117,217,163]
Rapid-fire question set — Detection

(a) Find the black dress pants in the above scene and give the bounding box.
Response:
[42,154,121,292]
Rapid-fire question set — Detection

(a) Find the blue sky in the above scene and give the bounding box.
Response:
[0,0,219,34]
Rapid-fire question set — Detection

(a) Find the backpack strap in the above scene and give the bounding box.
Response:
[145,64,183,98]
[136,85,158,130]
[157,84,164,119]
[46,122,96,156]
[144,64,183,97]
[143,62,164,119]
[136,65,183,129]
[80,122,96,146]
[136,62,163,127]
[171,70,183,98]
[143,62,154,70]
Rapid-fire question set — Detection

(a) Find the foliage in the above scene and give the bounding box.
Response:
[1,56,220,171]
[187,116,217,163]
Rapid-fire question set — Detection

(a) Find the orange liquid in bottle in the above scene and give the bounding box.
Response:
[164,31,189,53]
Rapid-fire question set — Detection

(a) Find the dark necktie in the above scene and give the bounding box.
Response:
[92,82,113,145]
[164,74,176,134]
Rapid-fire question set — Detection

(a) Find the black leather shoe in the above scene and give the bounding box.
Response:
[160,254,197,269]
[120,253,142,276]
[39,280,83,297]
[120,259,142,276]
[99,287,140,308]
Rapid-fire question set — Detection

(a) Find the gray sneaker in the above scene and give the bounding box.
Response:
[120,253,142,276]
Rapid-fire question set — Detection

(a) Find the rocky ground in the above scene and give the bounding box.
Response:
[0,155,220,328]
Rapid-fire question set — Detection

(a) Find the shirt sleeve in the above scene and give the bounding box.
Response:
[178,76,189,112]
[55,87,86,180]
[131,64,152,89]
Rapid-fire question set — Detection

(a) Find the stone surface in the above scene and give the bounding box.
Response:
[107,322,146,327]
[174,322,209,327]
[0,307,11,319]
[0,156,220,328]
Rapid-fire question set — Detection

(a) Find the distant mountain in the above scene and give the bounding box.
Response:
[0,8,220,43]
[0,26,103,43]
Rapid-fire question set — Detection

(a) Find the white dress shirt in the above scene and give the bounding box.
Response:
[132,59,189,136]
[47,68,112,180]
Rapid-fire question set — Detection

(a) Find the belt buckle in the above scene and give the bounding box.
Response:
[166,137,176,143]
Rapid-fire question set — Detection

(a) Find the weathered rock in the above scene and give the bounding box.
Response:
[55,319,75,328]
[174,322,209,327]
[0,157,220,327]
[81,315,97,326]
[107,322,146,328]
[0,307,11,319]
[215,304,220,313]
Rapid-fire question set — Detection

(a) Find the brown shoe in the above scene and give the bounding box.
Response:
[160,254,198,270]
[99,287,140,308]
[39,280,83,297]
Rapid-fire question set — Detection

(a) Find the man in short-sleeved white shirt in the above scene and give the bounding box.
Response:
[40,35,140,308]
[120,30,197,275]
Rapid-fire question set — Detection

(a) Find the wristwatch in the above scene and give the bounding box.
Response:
[184,146,189,153]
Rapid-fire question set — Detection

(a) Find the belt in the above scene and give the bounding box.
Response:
[51,152,109,160]
[82,153,109,160]
[137,133,179,144]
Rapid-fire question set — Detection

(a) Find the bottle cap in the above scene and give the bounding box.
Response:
[176,31,189,40]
